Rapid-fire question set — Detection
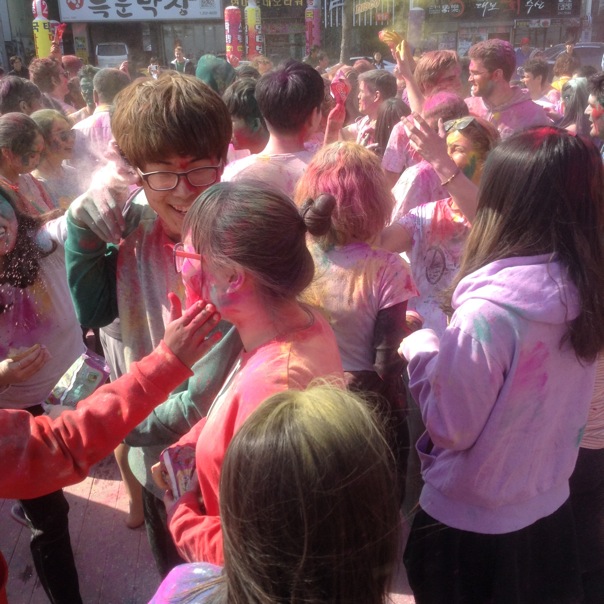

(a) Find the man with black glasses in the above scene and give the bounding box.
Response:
[64,72,243,577]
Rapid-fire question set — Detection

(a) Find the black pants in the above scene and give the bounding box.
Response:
[19,490,82,604]
[142,487,185,578]
[19,404,82,604]
[569,446,604,604]
[404,500,583,604]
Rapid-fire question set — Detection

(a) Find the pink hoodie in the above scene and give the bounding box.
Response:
[401,254,594,534]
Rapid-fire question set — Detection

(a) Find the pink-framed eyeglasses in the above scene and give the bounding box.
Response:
[173,242,202,273]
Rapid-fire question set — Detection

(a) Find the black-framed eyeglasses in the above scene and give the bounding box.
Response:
[137,165,221,191]
[444,116,477,133]
[173,242,202,273]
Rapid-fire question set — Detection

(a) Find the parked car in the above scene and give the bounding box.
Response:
[96,42,129,69]
[544,42,604,73]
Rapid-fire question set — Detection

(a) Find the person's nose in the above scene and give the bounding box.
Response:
[172,174,198,199]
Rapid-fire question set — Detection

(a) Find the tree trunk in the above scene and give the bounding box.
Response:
[339,0,353,64]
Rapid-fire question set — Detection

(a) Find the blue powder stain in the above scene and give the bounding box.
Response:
[576,426,585,447]
[473,315,491,343]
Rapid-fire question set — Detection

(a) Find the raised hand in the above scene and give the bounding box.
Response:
[163,292,222,368]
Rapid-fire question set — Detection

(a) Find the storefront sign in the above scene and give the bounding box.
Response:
[58,0,221,21]
[425,0,579,21]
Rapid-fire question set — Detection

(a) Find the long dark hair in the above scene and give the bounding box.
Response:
[558,77,590,135]
[0,187,53,291]
[450,127,604,361]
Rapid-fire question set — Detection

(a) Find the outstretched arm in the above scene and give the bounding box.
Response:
[0,296,221,500]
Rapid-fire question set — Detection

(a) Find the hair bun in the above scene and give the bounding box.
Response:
[301,193,336,237]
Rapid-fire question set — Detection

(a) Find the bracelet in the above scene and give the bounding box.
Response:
[440,167,461,187]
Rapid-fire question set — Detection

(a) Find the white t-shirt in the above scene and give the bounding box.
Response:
[0,231,85,409]
[398,198,470,336]
[391,160,447,223]
[221,149,315,198]
[301,242,418,372]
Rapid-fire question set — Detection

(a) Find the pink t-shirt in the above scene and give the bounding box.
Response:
[168,309,343,564]
[382,121,422,175]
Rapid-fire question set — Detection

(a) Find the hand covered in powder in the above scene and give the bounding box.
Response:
[324,102,347,146]
[392,39,416,81]
[403,113,451,168]
[0,344,50,388]
[69,140,140,244]
[163,293,223,368]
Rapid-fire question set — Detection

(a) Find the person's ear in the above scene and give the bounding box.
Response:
[249,116,262,133]
[492,68,504,81]
[0,147,14,164]
[93,90,99,105]
[226,268,245,294]
[19,100,30,114]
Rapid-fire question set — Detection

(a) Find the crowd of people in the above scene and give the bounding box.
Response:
[1,35,604,604]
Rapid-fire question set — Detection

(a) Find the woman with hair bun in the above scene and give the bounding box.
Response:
[150,385,401,604]
[295,142,417,480]
[154,181,343,565]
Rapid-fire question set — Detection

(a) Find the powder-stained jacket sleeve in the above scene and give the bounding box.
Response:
[125,324,243,448]
[0,341,192,500]
[64,213,119,328]
[401,324,505,451]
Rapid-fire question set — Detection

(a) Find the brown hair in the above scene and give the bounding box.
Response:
[29,58,62,93]
[0,112,42,158]
[110,71,231,169]
[450,127,604,361]
[184,181,330,302]
[415,50,459,94]
[468,39,516,81]
[553,53,580,78]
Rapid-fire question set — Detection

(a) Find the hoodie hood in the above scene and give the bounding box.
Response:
[484,85,534,111]
[453,254,580,325]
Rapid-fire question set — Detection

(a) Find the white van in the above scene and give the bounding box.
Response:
[96,42,129,69]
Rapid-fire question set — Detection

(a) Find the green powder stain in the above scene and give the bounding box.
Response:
[473,315,491,343]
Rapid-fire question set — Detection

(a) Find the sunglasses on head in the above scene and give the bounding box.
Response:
[443,116,477,133]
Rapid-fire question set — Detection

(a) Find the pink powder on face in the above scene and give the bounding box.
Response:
[592,104,604,120]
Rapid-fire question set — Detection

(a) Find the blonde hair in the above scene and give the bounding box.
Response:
[219,384,400,604]
[294,141,394,247]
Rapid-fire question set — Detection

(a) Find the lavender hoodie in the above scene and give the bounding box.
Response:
[401,255,594,534]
